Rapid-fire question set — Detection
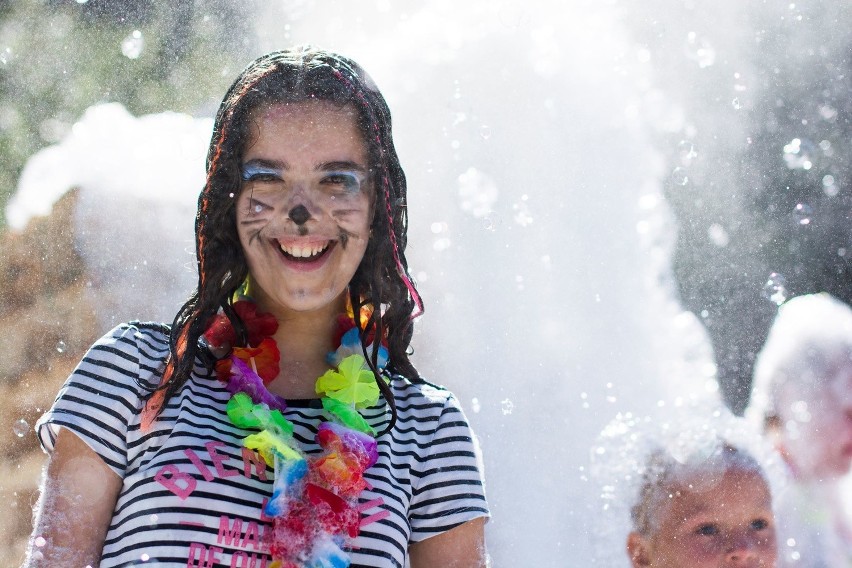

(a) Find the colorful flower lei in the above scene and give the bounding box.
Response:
[203,299,389,568]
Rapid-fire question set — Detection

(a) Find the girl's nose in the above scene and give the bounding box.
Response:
[288,204,311,225]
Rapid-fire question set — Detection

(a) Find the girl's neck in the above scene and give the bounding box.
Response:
[255,293,346,399]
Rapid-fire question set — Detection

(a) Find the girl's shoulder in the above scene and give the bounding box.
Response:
[387,373,457,405]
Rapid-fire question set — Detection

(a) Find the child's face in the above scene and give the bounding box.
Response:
[778,366,852,480]
[628,467,777,568]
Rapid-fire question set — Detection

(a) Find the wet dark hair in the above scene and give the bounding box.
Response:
[147,46,423,433]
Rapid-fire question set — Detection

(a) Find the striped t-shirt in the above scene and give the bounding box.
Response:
[37,322,489,568]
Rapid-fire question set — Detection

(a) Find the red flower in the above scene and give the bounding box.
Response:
[203,301,278,350]
[233,301,279,346]
[216,338,280,385]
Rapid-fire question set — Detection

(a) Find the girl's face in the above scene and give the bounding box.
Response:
[236,100,372,317]
[777,366,852,480]
[628,468,777,568]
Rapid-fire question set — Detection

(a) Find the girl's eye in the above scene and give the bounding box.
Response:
[321,172,362,192]
[241,164,282,183]
[751,518,769,531]
[243,172,279,183]
[695,524,719,536]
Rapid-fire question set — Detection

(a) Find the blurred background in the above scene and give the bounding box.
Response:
[1,1,850,565]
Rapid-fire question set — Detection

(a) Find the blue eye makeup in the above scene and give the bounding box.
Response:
[321,171,364,193]
[241,163,281,182]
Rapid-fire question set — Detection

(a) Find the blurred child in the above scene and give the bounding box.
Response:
[748,293,852,566]
[626,441,778,567]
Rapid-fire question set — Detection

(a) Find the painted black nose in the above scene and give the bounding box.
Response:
[288,204,311,225]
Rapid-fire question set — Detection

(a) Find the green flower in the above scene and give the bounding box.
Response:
[316,354,380,409]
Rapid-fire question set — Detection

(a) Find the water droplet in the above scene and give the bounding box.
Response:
[458,167,499,218]
[684,32,716,68]
[479,125,491,140]
[55,340,66,353]
[822,174,839,197]
[432,237,452,252]
[762,272,787,306]
[707,223,730,247]
[121,30,144,60]
[481,213,500,232]
[732,97,742,110]
[471,398,481,413]
[228,192,235,198]
[793,203,812,225]
[34,536,46,547]
[501,398,514,415]
[677,140,698,163]
[783,138,815,170]
[13,419,29,438]
[149,514,159,526]
[786,538,796,547]
[671,167,689,186]
[512,201,533,226]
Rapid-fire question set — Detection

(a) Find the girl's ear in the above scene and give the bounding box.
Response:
[626,532,652,568]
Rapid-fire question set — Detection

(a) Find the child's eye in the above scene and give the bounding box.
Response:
[243,171,280,182]
[695,523,719,536]
[241,164,282,183]
[321,172,362,192]
[750,518,770,530]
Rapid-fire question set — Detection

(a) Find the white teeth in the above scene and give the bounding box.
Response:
[279,241,330,258]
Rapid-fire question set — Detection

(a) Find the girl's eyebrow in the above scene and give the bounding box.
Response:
[242,158,287,171]
[317,160,368,174]
[242,158,367,174]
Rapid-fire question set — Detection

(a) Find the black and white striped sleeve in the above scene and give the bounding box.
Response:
[408,392,490,541]
[36,323,145,477]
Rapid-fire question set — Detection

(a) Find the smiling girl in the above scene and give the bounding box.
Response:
[25,47,489,568]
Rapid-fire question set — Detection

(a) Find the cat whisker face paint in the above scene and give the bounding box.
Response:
[235,101,373,314]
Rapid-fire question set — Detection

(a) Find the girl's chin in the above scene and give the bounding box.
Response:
[260,288,348,314]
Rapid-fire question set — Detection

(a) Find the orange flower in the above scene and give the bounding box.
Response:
[217,338,280,385]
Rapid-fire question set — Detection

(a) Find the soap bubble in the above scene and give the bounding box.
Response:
[684,32,716,68]
[677,140,698,163]
[471,398,481,413]
[479,125,491,140]
[671,167,689,186]
[793,203,812,226]
[13,418,29,438]
[481,213,501,232]
[501,398,514,415]
[121,30,144,60]
[732,97,742,110]
[56,340,66,353]
[762,273,787,306]
[34,536,46,547]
